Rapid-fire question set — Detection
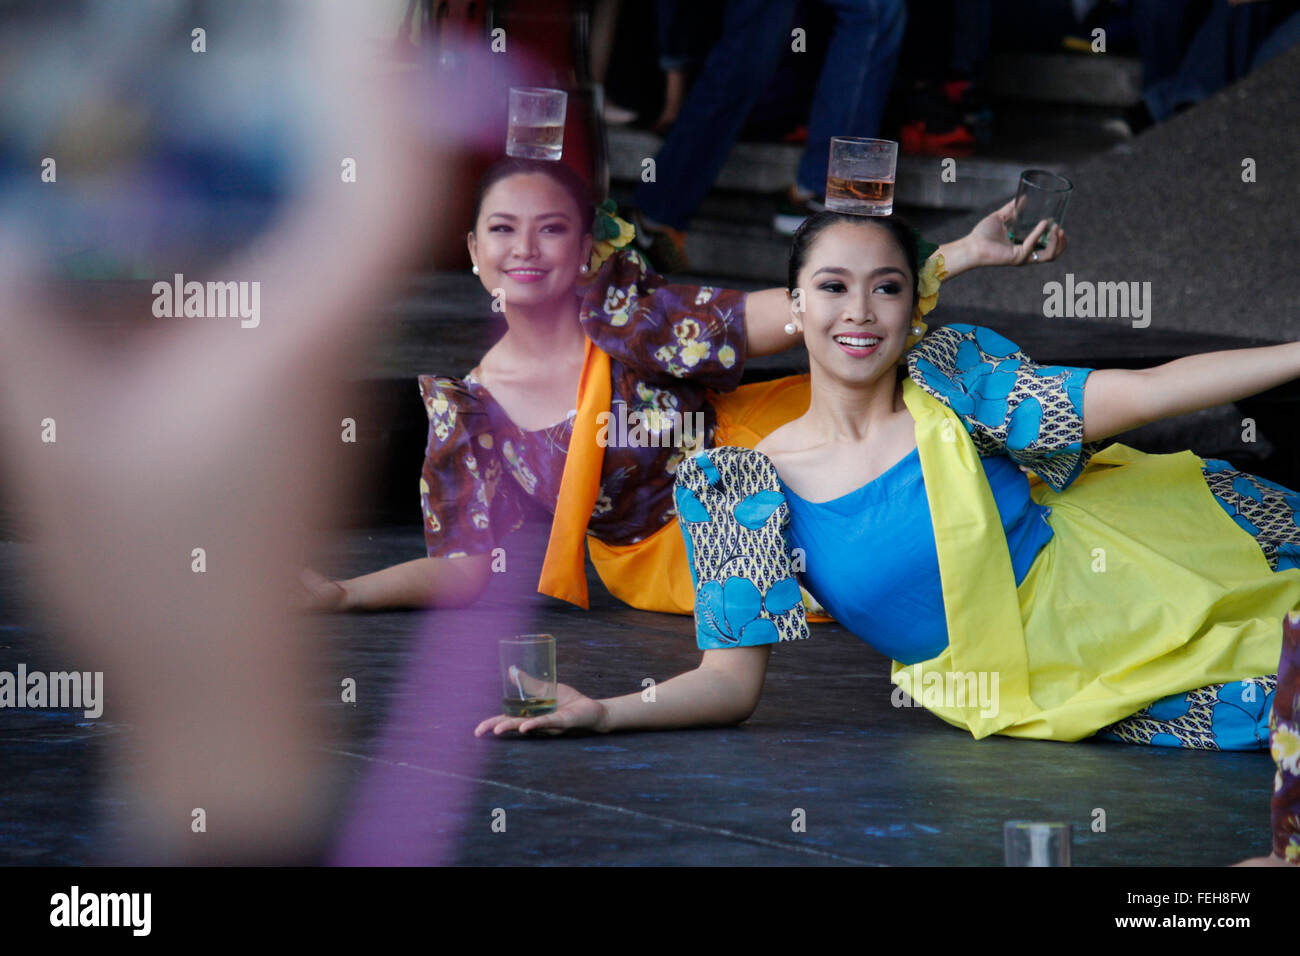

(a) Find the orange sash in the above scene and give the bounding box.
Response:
[537,337,611,608]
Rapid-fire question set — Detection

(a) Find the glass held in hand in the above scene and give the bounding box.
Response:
[1007,170,1072,249]
[499,634,558,718]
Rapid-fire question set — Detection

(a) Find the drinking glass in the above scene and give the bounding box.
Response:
[506,87,567,161]
[1007,169,1073,249]
[1004,821,1072,866]
[499,635,557,717]
[825,137,898,215]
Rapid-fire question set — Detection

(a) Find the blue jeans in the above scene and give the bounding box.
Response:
[1133,0,1300,121]
[635,0,906,229]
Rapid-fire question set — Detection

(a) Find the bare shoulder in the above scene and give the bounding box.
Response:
[754,419,803,462]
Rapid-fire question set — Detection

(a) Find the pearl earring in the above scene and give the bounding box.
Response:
[784,322,798,335]
[581,264,589,273]
[471,265,479,275]
[911,324,923,336]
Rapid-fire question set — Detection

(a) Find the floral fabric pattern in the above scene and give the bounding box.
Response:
[1273,612,1300,862]
[1098,677,1277,750]
[908,323,1099,491]
[674,446,808,650]
[910,324,1300,577]
[418,249,747,558]
[1202,459,1300,573]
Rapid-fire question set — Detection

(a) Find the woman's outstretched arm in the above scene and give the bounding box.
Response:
[743,198,1066,358]
[302,553,492,611]
[474,645,772,736]
[1082,341,1300,443]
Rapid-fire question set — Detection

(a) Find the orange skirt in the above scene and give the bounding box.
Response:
[587,375,812,615]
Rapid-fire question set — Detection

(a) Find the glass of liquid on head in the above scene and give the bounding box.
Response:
[499,634,558,717]
[825,137,898,216]
[506,87,567,161]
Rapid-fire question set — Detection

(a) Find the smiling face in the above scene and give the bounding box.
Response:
[791,220,916,388]
[467,172,593,310]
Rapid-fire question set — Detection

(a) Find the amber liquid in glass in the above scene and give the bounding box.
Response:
[825,175,894,214]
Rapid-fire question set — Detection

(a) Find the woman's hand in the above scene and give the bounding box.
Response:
[475,681,609,737]
[295,567,349,613]
[952,199,1068,273]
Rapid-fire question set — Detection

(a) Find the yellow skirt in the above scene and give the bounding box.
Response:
[900,442,1300,740]
[587,375,812,615]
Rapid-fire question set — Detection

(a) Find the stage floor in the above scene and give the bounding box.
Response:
[0,525,1278,866]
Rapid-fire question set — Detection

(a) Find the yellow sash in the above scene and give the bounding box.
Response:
[895,378,1033,736]
[895,377,1299,741]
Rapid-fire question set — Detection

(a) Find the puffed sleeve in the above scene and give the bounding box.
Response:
[579,248,747,391]
[674,446,808,650]
[907,323,1100,491]
[417,375,523,558]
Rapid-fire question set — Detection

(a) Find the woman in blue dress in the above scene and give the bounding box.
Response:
[476,210,1300,750]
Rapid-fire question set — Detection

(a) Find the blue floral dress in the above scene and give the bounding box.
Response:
[674,324,1300,750]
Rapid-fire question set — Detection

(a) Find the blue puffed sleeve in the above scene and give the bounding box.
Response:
[906,323,1099,491]
[674,447,808,650]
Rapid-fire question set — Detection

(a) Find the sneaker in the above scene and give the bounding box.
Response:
[900,118,976,156]
[772,184,825,236]
[603,100,638,126]
[629,208,691,274]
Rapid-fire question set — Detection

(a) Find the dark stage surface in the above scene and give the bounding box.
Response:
[0,524,1277,866]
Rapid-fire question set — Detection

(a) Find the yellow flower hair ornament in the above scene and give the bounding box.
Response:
[905,247,946,349]
[585,199,638,275]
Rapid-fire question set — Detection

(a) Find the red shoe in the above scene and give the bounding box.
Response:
[900,119,975,156]
[782,124,808,144]
[900,119,926,155]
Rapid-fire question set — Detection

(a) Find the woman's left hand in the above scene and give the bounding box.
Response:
[964,198,1068,268]
[475,681,609,737]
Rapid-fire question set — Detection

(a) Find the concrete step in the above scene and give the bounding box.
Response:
[609,124,1110,220]
[988,51,1143,107]
[933,44,1300,341]
[608,181,967,284]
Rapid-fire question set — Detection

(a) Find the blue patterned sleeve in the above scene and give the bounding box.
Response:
[906,323,1099,491]
[673,447,808,650]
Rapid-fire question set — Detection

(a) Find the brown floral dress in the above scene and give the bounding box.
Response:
[418,249,748,558]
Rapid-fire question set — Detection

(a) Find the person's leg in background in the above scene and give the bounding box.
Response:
[1137,0,1291,123]
[632,0,795,268]
[1129,0,1210,87]
[775,0,905,233]
[652,0,712,132]
[950,0,992,81]
[739,0,829,145]
[592,0,638,125]
[1248,1,1300,67]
